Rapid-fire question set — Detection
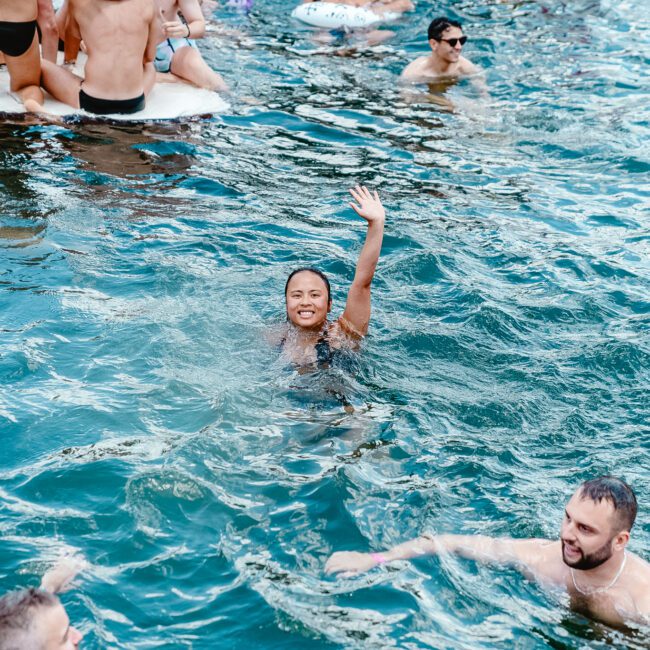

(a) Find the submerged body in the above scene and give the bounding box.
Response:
[401,17,483,86]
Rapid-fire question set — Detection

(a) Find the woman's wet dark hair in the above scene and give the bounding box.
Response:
[428,16,462,42]
[285,267,332,304]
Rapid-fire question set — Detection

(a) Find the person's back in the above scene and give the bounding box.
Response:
[41,0,158,113]
[71,0,156,99]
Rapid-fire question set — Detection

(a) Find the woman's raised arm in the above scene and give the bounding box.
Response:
[339,186,385,337]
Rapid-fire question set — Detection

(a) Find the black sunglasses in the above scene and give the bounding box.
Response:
[438,36,468,47]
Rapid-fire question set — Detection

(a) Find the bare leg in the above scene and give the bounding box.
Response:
[4,33,45,112]
[40,59,82,108]
[37,0,59,63]
[170,46,228,91]
[156,71,184,84]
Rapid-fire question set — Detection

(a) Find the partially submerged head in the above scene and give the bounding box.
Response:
[427,16,466,64]
[284,267,332,330]
[561,476,637,570]
[0,588,82,650]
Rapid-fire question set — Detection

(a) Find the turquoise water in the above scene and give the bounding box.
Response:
[1,0,649,647]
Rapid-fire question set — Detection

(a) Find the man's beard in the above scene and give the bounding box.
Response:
[561,538,614,570]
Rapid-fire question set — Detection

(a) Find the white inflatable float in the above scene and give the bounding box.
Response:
[0,53,228,121]
[291,2,400,29]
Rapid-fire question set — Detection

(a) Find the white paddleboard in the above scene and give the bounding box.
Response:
[291,3,400,29]
[0,53,228,120]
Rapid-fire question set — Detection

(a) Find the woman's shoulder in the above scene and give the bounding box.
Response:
[329,317,364,348]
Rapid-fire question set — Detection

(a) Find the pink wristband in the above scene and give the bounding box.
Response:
[371,552,387,565]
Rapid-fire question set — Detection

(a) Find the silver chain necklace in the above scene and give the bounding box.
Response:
[571,551,627,596]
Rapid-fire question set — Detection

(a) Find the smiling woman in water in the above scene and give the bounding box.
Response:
[277,185,385,366]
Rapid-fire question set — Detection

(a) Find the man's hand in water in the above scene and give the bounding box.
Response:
[349,185,385,224]
[325,551,379,577]
[40,556,87,594]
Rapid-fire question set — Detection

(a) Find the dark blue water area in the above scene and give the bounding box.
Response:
[1,0,649,647]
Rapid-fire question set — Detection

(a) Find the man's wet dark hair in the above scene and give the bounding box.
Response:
[0,588,59,650]
[285,267,332,304]
[428,16,463,42]
[578,476,637,533]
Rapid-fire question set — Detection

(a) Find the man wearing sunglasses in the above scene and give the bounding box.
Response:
[401,16,479,82]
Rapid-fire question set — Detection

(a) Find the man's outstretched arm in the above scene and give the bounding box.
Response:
[325,534,546,577]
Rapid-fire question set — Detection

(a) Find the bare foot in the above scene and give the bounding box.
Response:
[23,99,48,114]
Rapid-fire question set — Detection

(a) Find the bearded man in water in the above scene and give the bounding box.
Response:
[326,476,650,629]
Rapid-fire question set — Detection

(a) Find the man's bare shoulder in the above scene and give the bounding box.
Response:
[512,537,558,559]
[401,56,431,80]
[628,553,650,617]
[458,56,480,75]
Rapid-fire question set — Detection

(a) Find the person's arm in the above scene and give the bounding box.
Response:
[55,0,68,42]
[400,62,415,81]
[62,5,81,64]
[40,557,86,593]
[325,534,546,577]
[460,58,489,98]
[165,0,206,39]
[338,186,385,337]
[37,0,59,63]
[144,7,159,64]
[471,74,489,98]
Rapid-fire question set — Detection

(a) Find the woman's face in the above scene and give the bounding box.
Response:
[285,271,331,329]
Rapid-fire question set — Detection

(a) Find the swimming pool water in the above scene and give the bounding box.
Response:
[1,0,648,648]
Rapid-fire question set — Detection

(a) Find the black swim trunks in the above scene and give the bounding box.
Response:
[0,20,37,58]
[78,88,145,115]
